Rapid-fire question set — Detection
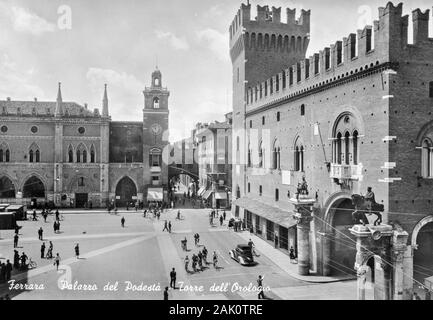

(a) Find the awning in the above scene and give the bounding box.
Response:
[215,192,227,200]
[147,188,163,201]
[202,190,213,200]
[232,197,297,229]
[197,187,206,197]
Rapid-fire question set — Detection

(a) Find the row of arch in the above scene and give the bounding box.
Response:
[67,144,96,163]
[246,136,305,172]
[244,32,309,53]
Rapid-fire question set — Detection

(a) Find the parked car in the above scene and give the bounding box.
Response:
[229,244,256,266]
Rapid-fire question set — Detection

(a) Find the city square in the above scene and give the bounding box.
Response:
[1,0,433,301]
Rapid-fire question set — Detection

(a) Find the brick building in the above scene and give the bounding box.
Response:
[0,68,169,208]
[230,2,433,299]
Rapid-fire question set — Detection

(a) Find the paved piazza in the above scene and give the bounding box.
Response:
[0,208,357,300]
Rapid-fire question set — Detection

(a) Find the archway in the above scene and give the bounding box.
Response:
[115,177,137,207]
[328,197,357,276]
[0,176,16,198]
[412,217,433,290]
[23,176,45,198]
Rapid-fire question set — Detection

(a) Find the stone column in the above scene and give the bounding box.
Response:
[318,232,333,276]
[291,197,315,276]
[392,229,409,300]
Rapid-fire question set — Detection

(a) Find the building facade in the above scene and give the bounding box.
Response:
[0,69,169,208]
[196,113,233,209]
[230,2,433,299]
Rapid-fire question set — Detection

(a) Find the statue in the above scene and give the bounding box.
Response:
[296,176,309,200]
[351,192,384,226]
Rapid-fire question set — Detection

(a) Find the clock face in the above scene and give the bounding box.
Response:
[150,124,162,135]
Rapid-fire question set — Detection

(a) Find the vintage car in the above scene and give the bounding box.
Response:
[229,244,256,266]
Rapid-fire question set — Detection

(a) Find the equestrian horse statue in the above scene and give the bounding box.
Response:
[351,194,384,226]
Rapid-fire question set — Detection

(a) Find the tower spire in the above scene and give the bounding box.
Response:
[55,82,63,117]
[102,83,109,117]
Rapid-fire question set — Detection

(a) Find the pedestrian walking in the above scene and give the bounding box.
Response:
[289,246,297,263]
[32,210,37,221]
[54,253,61,271]
[75,243,80,259]
[219,215,223,226]
[38,227,43,240]
[55,210,60,221]
[53,221,57,233]
[121,216,125,228]
[13,234,18,248]
[20,252,28,270]
[168,221,172,233]
[43,211,47,223]
[5,260,12,281]
[46,241,53,259]
[213,251,218,269]
[163,220,168,232]
[202,246,208,264]
[223,211,226,221]
[163,286,169,300]
[170,268,176,289]
[41,242,46,259]
[13,250,19,269]
[184,255,190,272]
[257,275,265,299]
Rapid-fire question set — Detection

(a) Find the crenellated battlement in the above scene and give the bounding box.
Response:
[244,2,433,111]
[229,2,310,44]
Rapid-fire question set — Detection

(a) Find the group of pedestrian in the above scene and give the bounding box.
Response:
[53,220,61,233]
[0,260,12,283]
[40,241,54,259]
[183,246,219,273]
[12,250,28,270]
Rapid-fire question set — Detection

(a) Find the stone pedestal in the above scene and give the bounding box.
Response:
[290,196,316,276]
[391,229,409,300]
[350,224,394,300]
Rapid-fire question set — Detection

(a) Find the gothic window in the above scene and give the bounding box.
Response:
[68,146,73,163]
[344,131,350,165]
[294,137,304,172]
[296,63,301,82]
[273,140,281,170]
[76,149,81,163]
[153,97,160,109]
[29,143,40,163]
[289,67,293,85]
[258,141,264,168]
[332,113,361,166]
[0,143,10,162]
[300,104,305,116]
[90,145,95,163]
[276,75,279,92]
[282,71,286,89]
[248,183,250,193]
[76,144,87,163]
[259,185,262,196]
[421,139,433,178]
[82,150,87,163]
[247,143,252,167]
[270,78,273,94]
[430,81,433,98]
[275,188,279,201]
[262,116,265,125]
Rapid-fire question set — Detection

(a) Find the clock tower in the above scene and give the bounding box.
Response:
[143,68,170,198]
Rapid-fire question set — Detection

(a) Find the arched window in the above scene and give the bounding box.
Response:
[90,145,95,163]
[422,139,432,178]
[247,144,252,167]
[153,97,160,109]
[294,138,304,172]
[0,149,3,162]
[258,141,263,168]
[336,132,342,164]
[353,131,358,165]
[300,104,305,116]
[76,149,81,163]
[68,146,74,163]
[344,131,350,165]
[272,140,281,170]
[5,149,10,162]
[29,143,40,163]
[82,150,87,163]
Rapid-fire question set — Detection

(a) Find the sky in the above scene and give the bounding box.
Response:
[0,0,431,142]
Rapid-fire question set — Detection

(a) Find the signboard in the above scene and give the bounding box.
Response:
[116,196,120,200]
[132,196,137,200]
[281,170,294,186]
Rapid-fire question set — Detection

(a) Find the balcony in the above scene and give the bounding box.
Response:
[330,163,363,180]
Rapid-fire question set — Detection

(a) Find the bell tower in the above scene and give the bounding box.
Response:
[143,68,170,197]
